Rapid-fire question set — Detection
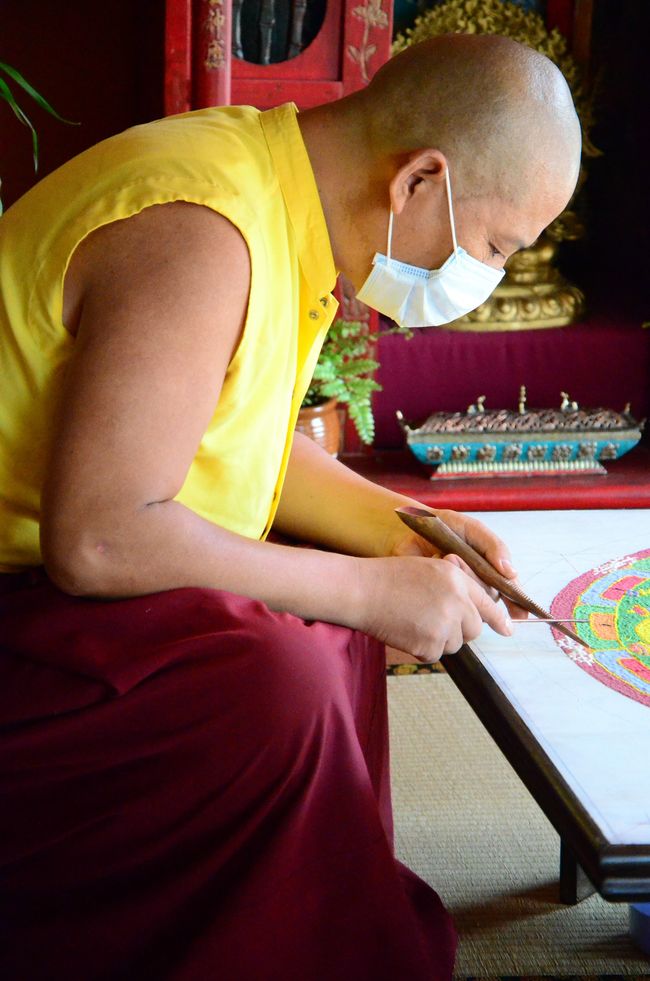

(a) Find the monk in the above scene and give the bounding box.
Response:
[0,34,581,980]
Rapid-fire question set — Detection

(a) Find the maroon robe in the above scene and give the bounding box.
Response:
[0,569,456,980]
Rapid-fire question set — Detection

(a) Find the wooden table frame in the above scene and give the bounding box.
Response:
[441,647,650,904]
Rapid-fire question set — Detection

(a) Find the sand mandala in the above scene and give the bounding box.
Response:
[550,548,650,707]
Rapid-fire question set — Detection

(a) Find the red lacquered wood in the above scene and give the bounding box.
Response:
[572,0,594,74]
[546,0,593,73]
[166,0,394,111]
[342,0,393,95]
[233,0,393,107]
[232,0,342,81]
[231,78,343,109]
[546,0,574,41]
[342,445,650,512]
[193,0,233,108]
[165,0,192,114]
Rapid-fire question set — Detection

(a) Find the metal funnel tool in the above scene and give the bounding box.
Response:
[395,506,590,650]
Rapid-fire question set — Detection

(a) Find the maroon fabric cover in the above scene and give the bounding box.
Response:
[374,316,650,449]
[0,571,456,981]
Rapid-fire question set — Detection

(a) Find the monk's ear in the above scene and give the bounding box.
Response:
[389,149,448,216]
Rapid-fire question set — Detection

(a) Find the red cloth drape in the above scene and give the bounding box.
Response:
[0,570,456,980]
[374,316,650,449]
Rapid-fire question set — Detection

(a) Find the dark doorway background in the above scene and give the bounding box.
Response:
[0,0,165,210]
[564,0,650,320]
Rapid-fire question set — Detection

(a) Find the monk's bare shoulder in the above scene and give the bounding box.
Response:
[43,202,251,588]
[63,201,250,345]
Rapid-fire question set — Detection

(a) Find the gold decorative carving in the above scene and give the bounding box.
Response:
[204,0,227,70]
[348,0,389,84]
[392,0,599,333]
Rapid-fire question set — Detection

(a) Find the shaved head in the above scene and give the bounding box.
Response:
[364,34,581,208]
[297,34,582,288]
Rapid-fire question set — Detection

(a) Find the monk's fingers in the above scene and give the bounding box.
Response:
[466,575,514,638]
[502,594,530,622]
[462,516,518,580]
[444,553,529,622]
[442,553,499,601]
[440,510,518,581]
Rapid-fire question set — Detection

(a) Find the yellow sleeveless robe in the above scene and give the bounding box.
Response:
[0,103,338,570]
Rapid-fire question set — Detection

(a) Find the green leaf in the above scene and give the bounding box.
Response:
[0,75,39,169]
[342,358,379,376]
[303,316,383,444]
[348,401,375,444]
[0,61,78,125]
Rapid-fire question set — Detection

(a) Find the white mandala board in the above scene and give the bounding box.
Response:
[465,508,650,846]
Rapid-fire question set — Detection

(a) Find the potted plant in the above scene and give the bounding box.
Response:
[297,318,382,455]
[298,316,412,454]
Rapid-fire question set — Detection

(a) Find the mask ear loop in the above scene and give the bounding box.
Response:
[444,166,459,255]
[386,210,395,264]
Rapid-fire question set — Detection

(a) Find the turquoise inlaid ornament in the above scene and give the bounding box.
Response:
[398,387,645,478]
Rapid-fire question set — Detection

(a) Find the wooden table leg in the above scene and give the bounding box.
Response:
[560,839,596,904]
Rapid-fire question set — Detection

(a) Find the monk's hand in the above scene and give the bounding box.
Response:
[385,505,528,623]
[355,553,514,663]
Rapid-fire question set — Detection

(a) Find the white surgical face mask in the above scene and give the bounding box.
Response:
[356,168,505,328]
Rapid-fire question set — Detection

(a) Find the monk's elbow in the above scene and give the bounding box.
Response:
[41,523,122,598]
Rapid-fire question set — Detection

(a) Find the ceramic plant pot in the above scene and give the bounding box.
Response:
[296,397,341,456]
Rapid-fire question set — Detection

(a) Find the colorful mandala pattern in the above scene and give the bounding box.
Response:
[550,549,650,707]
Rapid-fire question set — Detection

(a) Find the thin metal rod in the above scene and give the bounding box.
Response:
[516,618,589,624]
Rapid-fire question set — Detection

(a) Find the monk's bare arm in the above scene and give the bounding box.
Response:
[274,431,520,588]
[41,203,360,626]
[273,431,415,557]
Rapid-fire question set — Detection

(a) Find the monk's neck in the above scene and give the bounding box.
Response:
[297,96,388,289]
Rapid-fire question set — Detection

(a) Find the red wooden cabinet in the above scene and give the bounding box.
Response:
[165,0,593,116]
[165,0,394,115]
